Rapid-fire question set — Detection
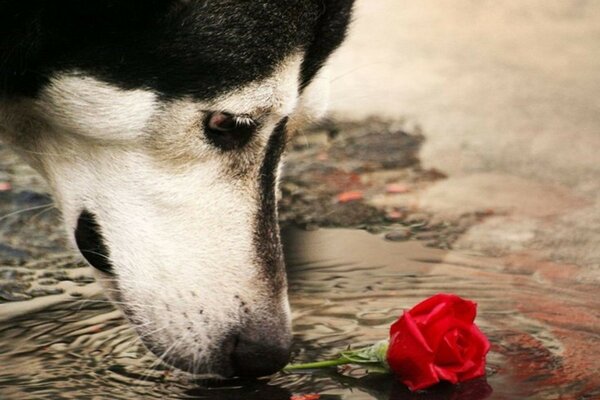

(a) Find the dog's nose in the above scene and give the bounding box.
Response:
[230,335,291,377]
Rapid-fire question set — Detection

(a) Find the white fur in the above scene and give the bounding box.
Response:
[39,74,157,141]
[51,146,263,360]
[0,53,329,374]
[289,65,331,133]
[297,66,331,121]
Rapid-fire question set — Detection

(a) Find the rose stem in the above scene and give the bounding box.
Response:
[284,357,351,371]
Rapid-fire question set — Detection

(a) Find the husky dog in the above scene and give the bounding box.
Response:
[0,0,354,377]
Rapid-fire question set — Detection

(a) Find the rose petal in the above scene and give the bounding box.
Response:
[388,312,439,391]
[459,359,486,382]
[406,300,456,347]
[434,365,458,384]
[399,359,441,392]
[433,328,485,381]
[435,329,463,365]
[419,313,472,355]
[455,325,490,381]
[415,302,449,325]
[407,294,478,354]
[389,312,434,353]
[409,294,477,325]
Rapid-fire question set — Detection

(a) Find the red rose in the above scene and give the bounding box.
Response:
[386,294,490,391]
[285,294,491,393]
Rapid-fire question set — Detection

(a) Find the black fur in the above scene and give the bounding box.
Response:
[254,118,288,292]
[0,0,354,100]
[300,0,355,89]
[74,210,113,274]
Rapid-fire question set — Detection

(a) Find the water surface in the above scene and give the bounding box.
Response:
[1,227,598,399]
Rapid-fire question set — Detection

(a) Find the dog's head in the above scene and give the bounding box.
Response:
[0,0,354,377]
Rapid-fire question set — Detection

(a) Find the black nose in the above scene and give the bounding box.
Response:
[231,335,291,378]
[74,210,113,274]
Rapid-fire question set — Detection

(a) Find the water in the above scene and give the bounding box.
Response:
[1,224,599,399]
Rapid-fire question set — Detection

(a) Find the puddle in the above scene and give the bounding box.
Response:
[1,227,598,399]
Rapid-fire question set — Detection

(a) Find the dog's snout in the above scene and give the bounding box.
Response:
[230,332,292,378]
[74,210,113,274]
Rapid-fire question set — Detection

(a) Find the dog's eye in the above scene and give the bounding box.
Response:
[204,111,257,151]
[207,112,237,132]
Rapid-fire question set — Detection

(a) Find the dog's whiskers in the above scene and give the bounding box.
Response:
[0,202,55,223]
[29,204,58,222]
[72,298,168,312]
[140,334,182,383]
[78,249,111,262]
[328,61,389,84]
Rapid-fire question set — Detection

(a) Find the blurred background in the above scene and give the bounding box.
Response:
[326,0,600,275]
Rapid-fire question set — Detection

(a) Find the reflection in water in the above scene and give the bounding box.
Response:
[330,372,493,400]
[183,379,292,400]
[0,227,599,399]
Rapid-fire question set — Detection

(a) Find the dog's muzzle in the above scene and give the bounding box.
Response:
[74,209,291,377]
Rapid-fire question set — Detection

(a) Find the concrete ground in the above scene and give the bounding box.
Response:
[327,0,600,279]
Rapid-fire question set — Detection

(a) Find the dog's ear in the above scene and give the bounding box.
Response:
[301,0,356,90]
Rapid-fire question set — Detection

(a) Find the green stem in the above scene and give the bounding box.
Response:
[284,341,390,372]
[284,356,351,371]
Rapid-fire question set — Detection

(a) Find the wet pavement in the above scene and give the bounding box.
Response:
[2,1,600,398]
[328,0,600,275]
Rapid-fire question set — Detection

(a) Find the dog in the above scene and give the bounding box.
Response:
[0,0,354,378]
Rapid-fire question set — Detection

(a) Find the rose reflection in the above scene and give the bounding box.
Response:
[331,371,493,400]
[182,372,492,400]
[388,378,494,400]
